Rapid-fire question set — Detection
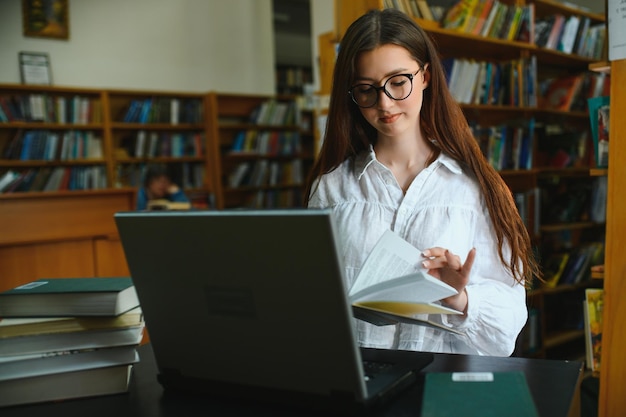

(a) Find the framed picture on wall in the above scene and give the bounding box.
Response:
[22,0,69,40]
[19,52,53,85]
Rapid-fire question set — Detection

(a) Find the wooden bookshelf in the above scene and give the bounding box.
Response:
[206,92,315,209]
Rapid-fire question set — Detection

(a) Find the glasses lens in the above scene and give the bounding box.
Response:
[385,74,413,100]
[351,84,377,107]
[350,73,415,108]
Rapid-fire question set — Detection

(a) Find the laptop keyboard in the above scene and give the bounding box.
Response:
[362,360,394,380]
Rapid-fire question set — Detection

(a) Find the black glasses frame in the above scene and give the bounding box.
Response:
[348,69,422,108]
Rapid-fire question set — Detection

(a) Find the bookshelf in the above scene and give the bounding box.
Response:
[275,65,313,95]
[0,85,218,292]
[106,89,214,209]
[206,92,315,209]
[0,84,217,205]
[326,0,607,360]
[0,84,108,193]
[0,86,321,291]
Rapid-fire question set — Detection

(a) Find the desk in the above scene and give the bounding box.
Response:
[2,344,582,417]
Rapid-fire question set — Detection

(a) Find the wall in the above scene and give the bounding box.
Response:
[0,1,601,95]
[0,0,277,94]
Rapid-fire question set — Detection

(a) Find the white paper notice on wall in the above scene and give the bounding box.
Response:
[608,0,626,61]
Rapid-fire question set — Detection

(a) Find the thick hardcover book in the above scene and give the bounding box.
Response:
[0,344,139,382]
[0,277,139,317]
[0,363,133,408]
[421,371,539,417]
[0,307,143,339]
[541,75,584,111]
[349,230,462,333]
[0,321,144,358]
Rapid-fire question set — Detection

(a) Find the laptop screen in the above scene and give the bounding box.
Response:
[115,210,369,396]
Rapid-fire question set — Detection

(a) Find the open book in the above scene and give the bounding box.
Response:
[350,230,462,334]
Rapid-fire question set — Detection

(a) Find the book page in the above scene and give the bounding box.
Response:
[349,230,423,296]
[349,274,457,305]
[349,230,458,308]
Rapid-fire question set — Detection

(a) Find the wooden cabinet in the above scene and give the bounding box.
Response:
[325,0,607,360]
[0,189,135,291]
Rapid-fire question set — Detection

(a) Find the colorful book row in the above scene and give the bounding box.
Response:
[230,130,301,156]
[0,166,108,193]
[0,94,101,124]
[228,159,304,188]
[3,130,103,161]
[118,131,204,159]
[471,119,535,171]
[445,56,538,107]
[121,97,203,124]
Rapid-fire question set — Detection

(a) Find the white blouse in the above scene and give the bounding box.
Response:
[308,147,528,356]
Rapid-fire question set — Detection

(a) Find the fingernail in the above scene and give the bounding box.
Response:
[422,261,429,269]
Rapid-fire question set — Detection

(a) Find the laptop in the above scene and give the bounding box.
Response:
[114,209,433,413]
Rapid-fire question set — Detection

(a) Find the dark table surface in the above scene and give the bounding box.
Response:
[2,343,583,417]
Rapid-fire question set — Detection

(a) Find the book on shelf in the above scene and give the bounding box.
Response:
[0,363,133,408]
[421,371,539,417]
[540,75,584,111]
[557,15,581,54]
[541,252,570,289]
[583,288,603,372]
[587,95,610,168]
[557,242,604,286]
[349,230,462,334]
[590,176,607,223]
[0,277,139,318]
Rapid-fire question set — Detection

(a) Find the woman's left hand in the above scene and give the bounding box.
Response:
[421,247,476,314]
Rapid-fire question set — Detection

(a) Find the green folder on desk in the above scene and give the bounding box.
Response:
[421,371,539,417]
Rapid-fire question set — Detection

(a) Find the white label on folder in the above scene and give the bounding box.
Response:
[15,281,48,290]
[451,372,494,382]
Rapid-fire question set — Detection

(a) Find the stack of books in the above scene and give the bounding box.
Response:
[0,277,144,407]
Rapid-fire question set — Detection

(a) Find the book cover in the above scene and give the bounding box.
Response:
[541,75,584,111]
[421,371,539,417]
[0,277,139,318]
[584,288,604,372]
[587,95,610,168]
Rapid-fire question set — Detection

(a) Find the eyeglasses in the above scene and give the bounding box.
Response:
[349,69,421,108]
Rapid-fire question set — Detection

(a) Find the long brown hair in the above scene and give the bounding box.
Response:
[304,8,541,286]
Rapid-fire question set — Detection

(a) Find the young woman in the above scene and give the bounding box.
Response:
[305,8,541,356]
